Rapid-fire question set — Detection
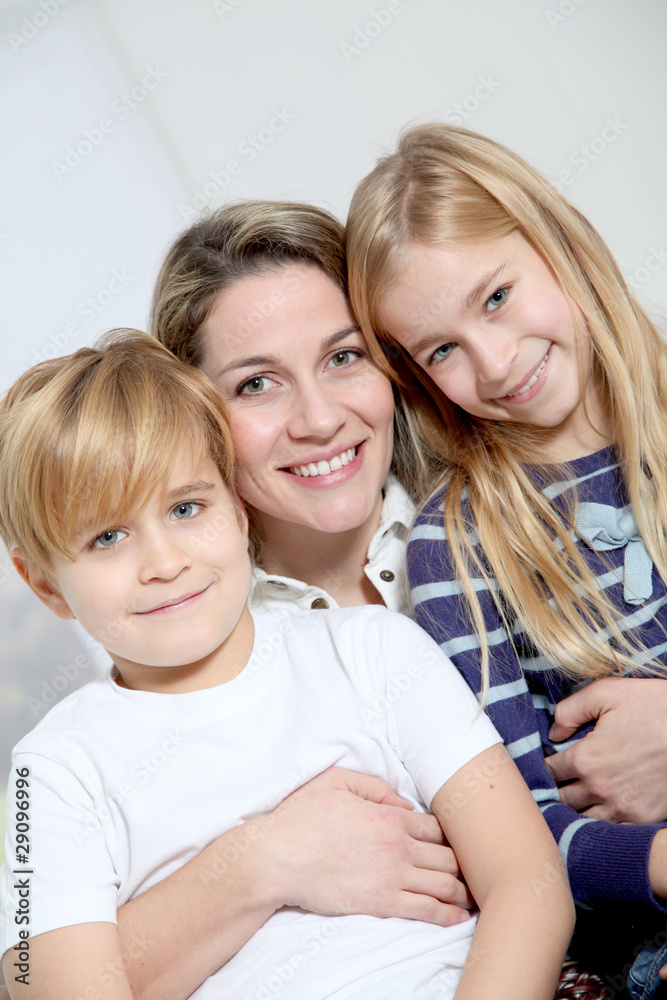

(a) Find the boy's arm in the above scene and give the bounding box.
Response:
[2,924,132,1000]
[432,745,575,1000]
[118,766,472,1000]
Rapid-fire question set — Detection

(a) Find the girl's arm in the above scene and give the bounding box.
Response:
[409,506,667,912]
[118,766,473,1000]
[2,924,133,1000]
[432,745,575,1000]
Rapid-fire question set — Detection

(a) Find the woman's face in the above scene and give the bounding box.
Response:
[199,264,395,535]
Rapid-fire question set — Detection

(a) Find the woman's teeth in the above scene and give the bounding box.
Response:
[290,447,357,477]
[505,353,548,398]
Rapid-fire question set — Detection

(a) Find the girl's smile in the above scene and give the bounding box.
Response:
[378,232,609,461]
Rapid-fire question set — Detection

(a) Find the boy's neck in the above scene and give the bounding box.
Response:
[253,496,385,607]
[112,605,256,694]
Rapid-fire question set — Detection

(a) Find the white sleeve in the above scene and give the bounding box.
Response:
[373,611,503,807]
[0,749,118,955]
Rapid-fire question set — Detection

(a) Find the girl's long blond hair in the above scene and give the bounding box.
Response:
[346,122,667,689]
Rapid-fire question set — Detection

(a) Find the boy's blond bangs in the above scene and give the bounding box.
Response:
[0,330,237,580]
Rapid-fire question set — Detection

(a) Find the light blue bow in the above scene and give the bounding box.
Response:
[575,502,653,606]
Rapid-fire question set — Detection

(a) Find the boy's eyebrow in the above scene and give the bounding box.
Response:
[464,264,507,310]
[213,326,361,378]
[165,480,217,502]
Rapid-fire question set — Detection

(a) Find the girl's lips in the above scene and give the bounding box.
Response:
[499,346,551,404]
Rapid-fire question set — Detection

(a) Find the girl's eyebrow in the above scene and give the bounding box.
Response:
[215,326,361,378]
[464,264,507,309]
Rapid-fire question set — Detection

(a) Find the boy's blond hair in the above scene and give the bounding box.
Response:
[0,329,239,583]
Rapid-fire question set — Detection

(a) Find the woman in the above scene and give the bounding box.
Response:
[112,201,467,1000]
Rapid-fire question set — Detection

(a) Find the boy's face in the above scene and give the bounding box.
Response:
[29,448,253,692]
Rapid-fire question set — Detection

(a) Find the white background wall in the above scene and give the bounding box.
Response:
[0,0,666,910]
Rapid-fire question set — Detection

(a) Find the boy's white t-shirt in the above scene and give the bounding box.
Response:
[1,607,501,999]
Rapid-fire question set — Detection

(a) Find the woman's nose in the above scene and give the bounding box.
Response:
[286,385,348,440]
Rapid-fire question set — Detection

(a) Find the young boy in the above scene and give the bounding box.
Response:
[0,331,572,1000]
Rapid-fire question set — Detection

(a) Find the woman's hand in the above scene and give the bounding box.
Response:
[547,677,667,822]
[256,765,473,923]
[118,766,471,1000]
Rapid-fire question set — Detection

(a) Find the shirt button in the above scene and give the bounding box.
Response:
[310,597,330,609]
[379,570,395,582]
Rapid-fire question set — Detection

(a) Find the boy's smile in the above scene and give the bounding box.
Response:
[37,449,254,693]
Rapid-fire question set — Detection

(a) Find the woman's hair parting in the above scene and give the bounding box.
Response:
[346,122,667,687]
[151,200,348,366]
[0,330,238,582]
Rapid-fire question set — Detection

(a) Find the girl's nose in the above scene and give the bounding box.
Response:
[472,332,519,388]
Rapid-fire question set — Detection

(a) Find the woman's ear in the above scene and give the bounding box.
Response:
[11,548,75,620]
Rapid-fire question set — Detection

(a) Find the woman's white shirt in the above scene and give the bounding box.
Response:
[248,475,413,615]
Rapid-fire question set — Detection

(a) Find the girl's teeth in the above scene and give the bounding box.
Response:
[291,447,356,478]
[507,355,547,397]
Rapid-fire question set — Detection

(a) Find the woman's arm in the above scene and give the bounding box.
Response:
[432,745,575,1000]
[2,924,133,1000]
[548,677,667,822]
[119,765,474,1000]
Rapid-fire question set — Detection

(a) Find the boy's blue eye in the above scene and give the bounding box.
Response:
[486,287,508,311]
[171,502,200,520]
[432,343,454,362]
[93,529,125,548]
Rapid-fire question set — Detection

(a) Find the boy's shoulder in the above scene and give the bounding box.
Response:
[12,669,113,755]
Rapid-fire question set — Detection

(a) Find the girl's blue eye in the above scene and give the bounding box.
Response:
[93,529,125,548]
[432,343,454,362]
[486,287,508,312]
[171,502,200,520]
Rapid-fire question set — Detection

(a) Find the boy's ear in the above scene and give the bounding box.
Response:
[11,548,75,620]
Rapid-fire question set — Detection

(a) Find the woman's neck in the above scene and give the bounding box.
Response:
[252,493,385,607]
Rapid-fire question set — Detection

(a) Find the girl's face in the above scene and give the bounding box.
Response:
[199,264,395,535]
[378,232,607,460]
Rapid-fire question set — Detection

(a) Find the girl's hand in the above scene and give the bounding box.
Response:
[256,765,474,924]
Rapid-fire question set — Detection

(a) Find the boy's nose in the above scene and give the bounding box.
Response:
[139,532,191,583]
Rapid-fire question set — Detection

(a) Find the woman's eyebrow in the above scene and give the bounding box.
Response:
[214,327,361,378]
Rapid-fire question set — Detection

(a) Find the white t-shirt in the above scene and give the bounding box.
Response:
[1,607,500,999]
[248,474,413,615]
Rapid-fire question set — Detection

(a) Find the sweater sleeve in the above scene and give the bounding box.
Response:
[408,499,666,912]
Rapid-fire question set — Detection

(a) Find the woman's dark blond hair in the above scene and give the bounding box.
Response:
[150,201,438,539]
[346,122,667,690]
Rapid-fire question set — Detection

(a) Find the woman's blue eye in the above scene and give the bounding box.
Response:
[171,502,200,520]
[432,343,454,362]
[93,529,125,548]
[486,287,508,312]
